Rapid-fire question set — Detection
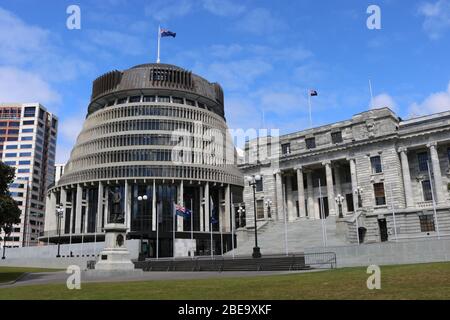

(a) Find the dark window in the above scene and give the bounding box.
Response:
[129,96,141,103]
[158,96,170,103]
[24,107,36,117]
[422,180,433,201]
[23,120,34,125]
[143,96,156,102]
[370,155,382,174]
[281,143,291,155]
[346,193,354,212]
[107,100,115,106]
[8,129,19,134]
[419,215,435,232]
[172,97,184,104]
[51,118,57,129]
[256,200,264,219]
[9,122,20,127]
[331,131,343,144]
[291,175,298,191]
[417,152,429,172]
[117,97,127,104]
[255,178,263,192]
[373,183,386,206]
[305,137,316,149]
[186,99,195,106]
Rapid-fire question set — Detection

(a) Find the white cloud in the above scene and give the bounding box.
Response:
[418,0,450,39]
[145,0,195,21]
[86,30,147,56]
[0,67,60,105]
[234,8,286,36]
[371,93,397,111]
[56,114,86,163]
[202,0,245,17]
[409,81,450,115]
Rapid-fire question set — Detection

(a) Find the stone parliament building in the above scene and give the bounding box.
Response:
[239,108,450,246]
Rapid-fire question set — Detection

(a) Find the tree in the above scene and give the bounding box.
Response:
[0,162,21,229]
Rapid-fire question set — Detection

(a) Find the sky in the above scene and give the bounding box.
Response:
[0,0,450,163]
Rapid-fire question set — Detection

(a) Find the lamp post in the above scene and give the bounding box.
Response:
[335,194,345,218]
[354,187,363,208]
[246,175,262,258]
[237,206,245,228]
[55,205,64,258]
[137,195,148,261]
[265,199,273,219]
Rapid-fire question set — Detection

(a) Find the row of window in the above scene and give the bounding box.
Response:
[281,132,344,155]
[105,95,209,111]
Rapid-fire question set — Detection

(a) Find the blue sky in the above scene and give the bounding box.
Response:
[0,0,450,163]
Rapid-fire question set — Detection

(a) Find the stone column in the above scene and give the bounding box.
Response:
[224,184,231,232]
[60,188,67,234]
[96,182,103,233]
[204,182,210,231]
[348,158,359,211]
[428,142,445,204]
[296,167,306,218]
[199,185,204,231]
[177,180,184,231]
[285,174,295,221]
[275,170,284,221]
[334,165,344,214]
[75,184,82,233]
[306,170,316,219]
[398,147,414,208]
[323,161,336,216]
[46,191,57,237]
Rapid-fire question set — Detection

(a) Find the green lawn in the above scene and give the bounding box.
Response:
[0,267,60,284]
[0,262,449,299]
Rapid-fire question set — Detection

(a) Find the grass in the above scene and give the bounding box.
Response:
[0,267,61,284]
[0,262,449,299]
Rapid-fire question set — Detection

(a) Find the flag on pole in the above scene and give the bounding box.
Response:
[160,28,176,38]
[309,89,318,96]
[175,204,192,219]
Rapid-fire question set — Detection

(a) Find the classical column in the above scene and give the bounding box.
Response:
[323,161,336,216]
[125,180,131,231]
[306,170,316,219]
[285,174,295,221]
[428,142,445,204]
[296,167,306,218]
[224,184,231,232]
[75,184,82,233]
[199,185,204,231]
[177,180,184,231]
[398,147,414,208]
[204,182,210,231]
[96,182,103,233]
[275,170,284,221]
[60,188,67,234]
[334,165,344,213]
[47,191,57,237]
[348,158,359,211]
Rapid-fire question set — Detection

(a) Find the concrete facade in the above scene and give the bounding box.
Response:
[240,108,450,245]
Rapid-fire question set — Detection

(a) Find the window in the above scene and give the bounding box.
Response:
[256,200,264,219]
[370,155,382,174]
[186,99,195,106]
[22,120,34,125]
[117,97,127,104]
[20,144,32,149]
[17,168,30,173]
[331,131,343,144]
[346,193,354,212]
[5,153,17,158]
[305,137,316,149]
[291,175,298,191]
[417,152,429,172]
[281,143,291,155]
[129,96,141,103]
[9,122,20,127]
[255,177,263,192]
[24,107,36,117]
[419,215,435,232]
[7,137,18,141]
[107,100,115,107]
[447,147,450,162]
[143,96,156,102]
[21,136,33,141]
[22,128,33,133]
[20,152,32,157]
[6,145,17,149]
[8,129,19,134]
[172,97,184,104]
[158,96,170,103]
[422,180,433,201]
[4,161,16,166]
[373,183,386,206]
[19,160,31,165]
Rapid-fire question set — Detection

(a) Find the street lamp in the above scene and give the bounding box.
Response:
[354,187,363,208]
[137,195,148,261]
[55,205,64,258]
[335,194,345,218]
[246,174,262,258]
[237,206,245,228]
[265,199,273,219]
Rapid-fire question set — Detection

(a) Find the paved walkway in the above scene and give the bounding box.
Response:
[1,269,323,288]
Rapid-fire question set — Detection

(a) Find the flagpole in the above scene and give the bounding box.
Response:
[173,201,176,259]
[230,192,235,259]
[388,182,398,241]
[308,92,312,129]
[369,79,374,108]
[190,198,194,258]
[427,160,441,239]
[156,201,159,259]
[210,197,213,258]
[157,25,161,63]
[282,182,289,256]
[318,179,327,247]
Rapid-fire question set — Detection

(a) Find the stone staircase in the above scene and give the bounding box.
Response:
[228,216,349,256]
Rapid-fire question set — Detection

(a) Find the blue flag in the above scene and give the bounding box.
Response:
[175,204,191,219]
[161,28,176,38]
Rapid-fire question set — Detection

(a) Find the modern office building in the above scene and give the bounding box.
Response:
[54,163,65,185]
[0,103,58,247]
[239,108,450,246]
[43,63,244,258]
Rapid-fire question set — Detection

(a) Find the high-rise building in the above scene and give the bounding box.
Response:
[54,163,65,185]
[0,103,58,247]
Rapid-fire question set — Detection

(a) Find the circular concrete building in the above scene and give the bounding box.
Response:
[43,63,244,258]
